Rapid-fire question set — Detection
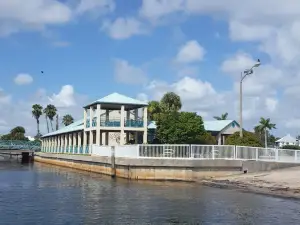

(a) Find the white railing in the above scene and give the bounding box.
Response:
[139,144,191,158]
[83,144,300,163]
[91,145,112,157]
[115,145,139,158]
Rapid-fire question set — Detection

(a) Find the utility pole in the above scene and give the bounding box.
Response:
[239,59,261,138]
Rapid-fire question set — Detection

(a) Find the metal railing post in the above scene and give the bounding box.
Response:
[256,148,258,161]
[212,145,215,160]
[190,145,194,158]
[275,149,279,161]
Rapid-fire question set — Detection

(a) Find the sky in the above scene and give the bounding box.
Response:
[0,0,300,137]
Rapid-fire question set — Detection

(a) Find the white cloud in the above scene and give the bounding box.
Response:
[14,73,33,85]
[114,59,147,85]
[0,88,11,104]
[0,85,88,135]
[0,0,115,36]
[176,40,205,63]
[265,97,278,113]
[146,76,224,116]
[136,93,148,102]
[75,0,115,16]
[48,85,76,108]
[0,0,72,36]
[102,17,145,39]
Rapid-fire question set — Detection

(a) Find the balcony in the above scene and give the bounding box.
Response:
[85,118,144,128]
[100,119,121,127]
[125,119,144,128]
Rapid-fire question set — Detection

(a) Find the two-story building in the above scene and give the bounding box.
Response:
[41,93,148,153]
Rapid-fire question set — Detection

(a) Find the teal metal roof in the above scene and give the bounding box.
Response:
[85,92,148,108]
[204,120,239,132]
[42,119,84,138]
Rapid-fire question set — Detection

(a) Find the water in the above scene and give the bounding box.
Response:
[0,161,300,225]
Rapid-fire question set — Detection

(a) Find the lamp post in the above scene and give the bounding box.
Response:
[239,59,261,138]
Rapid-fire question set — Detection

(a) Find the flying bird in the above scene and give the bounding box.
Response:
[41,71,44,74]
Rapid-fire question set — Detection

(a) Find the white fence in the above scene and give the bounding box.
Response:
[90,144,300,163]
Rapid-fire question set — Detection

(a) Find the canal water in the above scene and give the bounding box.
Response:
[0,161,300,225]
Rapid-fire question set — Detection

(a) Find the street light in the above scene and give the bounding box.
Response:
[239,59,261,138]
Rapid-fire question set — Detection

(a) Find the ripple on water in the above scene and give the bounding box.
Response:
[0,163,300,225]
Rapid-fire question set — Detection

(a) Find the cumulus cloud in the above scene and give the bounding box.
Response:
[114,59,148,85]
[0,0,115,36]
[176,40,205,63]
[102,17,146,39]
[0,85,88,136]
[48,85,76,108]
[0,88,11,104]
[14,73,33,85]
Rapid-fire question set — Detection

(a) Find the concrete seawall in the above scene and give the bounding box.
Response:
[35,153,300,181]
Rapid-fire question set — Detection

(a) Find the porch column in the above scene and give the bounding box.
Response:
[69,133,72,153]
[83,131,87,147]
[134,109,138,144]
[96,104,101,145]
[78,132,82,153]
[143,107,148,144]
[217,135,221,145]
[73,132,76,153]
[222,135,225,145]
[126,110,130,143]
[83,108,87,129]
[120,105,125,145]
[89,106,93,146]
[64,134,68,153]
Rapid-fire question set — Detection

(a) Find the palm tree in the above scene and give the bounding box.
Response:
[32,104,43,137]
[44,104,57,132]
[160,92,182,112]
[255,117,276,148]
[62,114,74,126]
[148,101,161,121]
[213,112,228,120]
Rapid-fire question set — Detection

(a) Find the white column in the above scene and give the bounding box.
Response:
[126,110,130,143]
[69,133,72,153]
[89,106,93,127]
[120,105,125,145]
[89,131,93,145]
[73,132,76,153]
[64,134,68,153]
[84,108,87,128]
[134,109,138,144]
[78,132,82,147]
[217,135,221,145]
[143,107,148,144]
[96,104,101,145]
[83,130,87,144]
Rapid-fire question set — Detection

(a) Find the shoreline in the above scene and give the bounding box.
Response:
[199,168,300,200]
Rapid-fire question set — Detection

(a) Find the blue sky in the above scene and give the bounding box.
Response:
[0,0,299,137]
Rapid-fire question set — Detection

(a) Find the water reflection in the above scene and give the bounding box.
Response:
[0,162,299,225]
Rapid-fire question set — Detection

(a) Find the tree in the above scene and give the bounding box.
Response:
[148,100,161,121]
[32,104,43,137]
[255,117,276,148]
[225,131,263,147]
[0,126,28,141]
[156,111,206,144]
[213,112,228,120]
[62,114,74,126]
[160,92,182,112]
[44,104,57,132]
